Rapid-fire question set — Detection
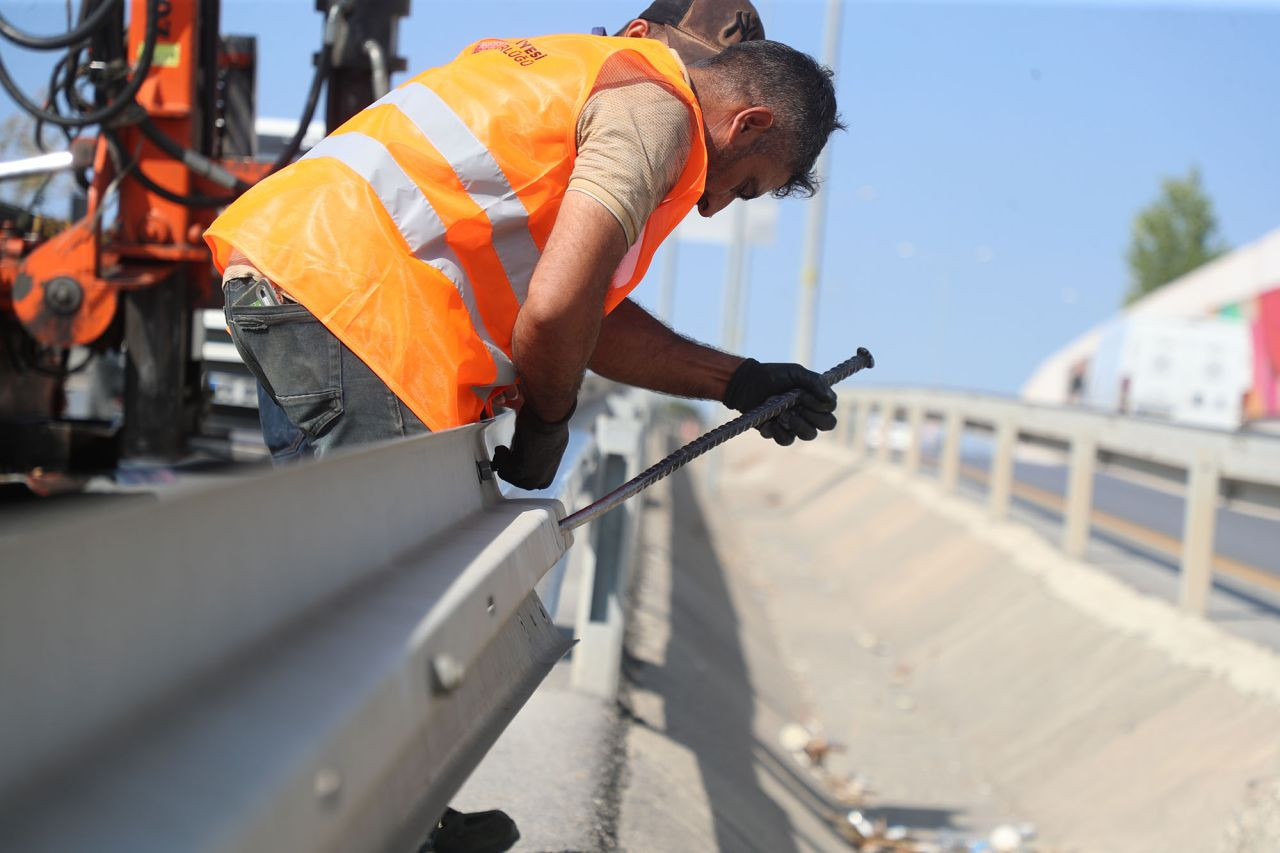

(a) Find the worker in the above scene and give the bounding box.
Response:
[207,33,841,491]
[249,0,769,465]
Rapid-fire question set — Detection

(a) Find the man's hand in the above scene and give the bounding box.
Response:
[722,359,837,446]
[492,404,575,490]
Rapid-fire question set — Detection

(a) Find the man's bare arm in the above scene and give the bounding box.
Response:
[512,191,630,421]
[589,298,744,400]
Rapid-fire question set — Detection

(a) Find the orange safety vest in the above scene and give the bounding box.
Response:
[205,35,708,431]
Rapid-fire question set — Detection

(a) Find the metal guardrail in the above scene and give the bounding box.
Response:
[838,388,1280,615]
[505,381,650,700]
[0,384,652,852]
[565,388,649,699]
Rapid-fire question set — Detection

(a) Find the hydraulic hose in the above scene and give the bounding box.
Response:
[33,53,74,150]
[105,128,239,209]
[265,14,334,172]
[13,0,331,209]
[138,118,251,192]
[114,42,330,209]
[0,0,122,51]
[120,160,237,209]
[113,6,334,209]
[558,347,875,533]
[0,0,157,128]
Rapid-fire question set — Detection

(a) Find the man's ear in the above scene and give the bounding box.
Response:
[622,19,651,38]
[731,107,775,147]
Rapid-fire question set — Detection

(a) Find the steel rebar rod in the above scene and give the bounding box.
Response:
[559,347,874,533]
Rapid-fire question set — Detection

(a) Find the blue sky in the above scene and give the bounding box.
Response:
[2,0,1277,394]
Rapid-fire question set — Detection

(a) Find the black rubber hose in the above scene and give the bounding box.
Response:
[33,51,83,149]
[32,55,65,150]
[0,0,122,51]
[0,0,156,128]
[128,165,236,208]
[105,129,236,209]
[138,118,252,192]
[263,42,331,173]
[61,49,97,112]
[112,40,332,208]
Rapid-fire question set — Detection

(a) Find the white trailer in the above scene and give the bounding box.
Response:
[1084,315,1252,430]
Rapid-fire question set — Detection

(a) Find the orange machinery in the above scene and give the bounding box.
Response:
[0,0,406,475]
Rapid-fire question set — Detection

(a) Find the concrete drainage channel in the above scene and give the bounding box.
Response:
[704,438,1280,853]
[479,421,1047,852]
[612,427,881,852]
[458,412,1280,852]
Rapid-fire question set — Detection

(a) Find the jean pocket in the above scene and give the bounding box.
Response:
[227,305,344,439]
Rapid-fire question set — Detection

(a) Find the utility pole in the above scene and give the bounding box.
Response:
[658,242,678,323]
[722,201,750,352]
[709,201,750,494]
[791,0,843,366]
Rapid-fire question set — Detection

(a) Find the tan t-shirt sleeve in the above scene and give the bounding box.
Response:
[568,77,694,247]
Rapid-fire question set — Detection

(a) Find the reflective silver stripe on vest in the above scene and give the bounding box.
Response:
[301,131,516,391]
[381,83,541,303]
[424,257,517,396]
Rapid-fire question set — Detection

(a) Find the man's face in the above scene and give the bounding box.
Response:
[697,110,790,217]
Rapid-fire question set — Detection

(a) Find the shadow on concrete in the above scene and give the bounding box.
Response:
[643,467,802,852]
[749,738,968,836]
[749,740,843,821]
[788,463,862,508]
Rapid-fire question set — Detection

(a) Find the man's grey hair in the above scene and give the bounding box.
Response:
[691,40,843,198]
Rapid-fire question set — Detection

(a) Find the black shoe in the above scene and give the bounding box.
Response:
[422,807,520,853]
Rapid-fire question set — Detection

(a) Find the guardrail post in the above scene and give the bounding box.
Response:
[1062,433,1097,558]
[876,402,895,464]
[903,404,924,474]
[988,418,1015,519]
[1179,448,1220,615]
[571,393,648,699]
[835,397,856,446]
[940,408,962,492]
[854,399,874,459]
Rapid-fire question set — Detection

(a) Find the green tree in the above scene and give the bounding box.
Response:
[1124,166,1228,305]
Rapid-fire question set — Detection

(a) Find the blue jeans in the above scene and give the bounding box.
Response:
[222,274,429,461]
[257,384,313,463]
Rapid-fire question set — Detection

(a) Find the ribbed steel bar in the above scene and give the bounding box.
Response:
[560,347,874,533]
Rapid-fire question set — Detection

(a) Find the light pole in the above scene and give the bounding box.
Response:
[792,0,844,366]
[658,241,678,323]
[722,201,750,352]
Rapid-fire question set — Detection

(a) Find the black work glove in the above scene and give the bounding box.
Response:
[492,402,575,490]
[723,359,838,446]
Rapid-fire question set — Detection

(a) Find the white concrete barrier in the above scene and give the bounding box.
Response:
[840,388,1280,616]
